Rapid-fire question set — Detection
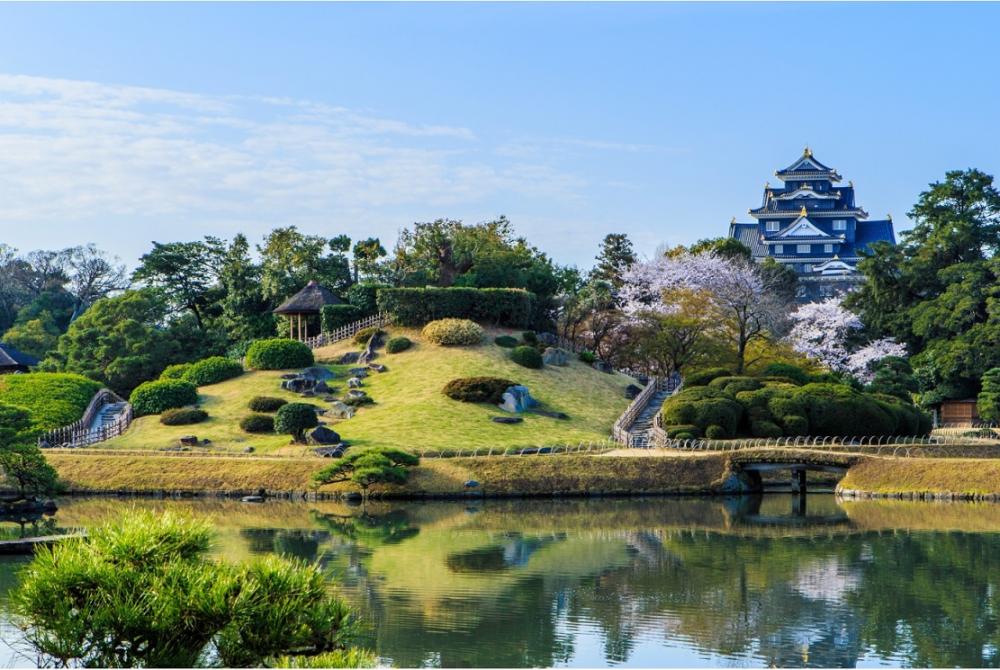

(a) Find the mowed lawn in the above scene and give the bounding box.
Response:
[312,326,636,451]
[102,326,636,454]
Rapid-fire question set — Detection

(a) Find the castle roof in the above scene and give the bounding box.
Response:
[0,343,39,370]
[775,147,842,181]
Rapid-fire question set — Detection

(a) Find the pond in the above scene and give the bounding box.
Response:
[2,494,1000,668]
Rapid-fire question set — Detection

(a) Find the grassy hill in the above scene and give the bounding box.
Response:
[100,326,636,454]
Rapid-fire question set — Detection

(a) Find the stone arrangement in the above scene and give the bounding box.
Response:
[498,385,538,413]
[542,347,570,366]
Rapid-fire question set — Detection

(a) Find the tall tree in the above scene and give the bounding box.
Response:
[132,238,226,329]
[65,244,129,320]
[351,237,387,282]
[591,234,636,288]
[219,234,273,342]
[258,227,352,302]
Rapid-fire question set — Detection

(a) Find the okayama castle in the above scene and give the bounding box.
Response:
[728,148,896,302]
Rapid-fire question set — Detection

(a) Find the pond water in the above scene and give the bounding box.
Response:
[2,494,1000,668]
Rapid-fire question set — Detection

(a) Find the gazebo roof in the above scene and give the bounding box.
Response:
[0,342,40,368]
[272,280,342,315]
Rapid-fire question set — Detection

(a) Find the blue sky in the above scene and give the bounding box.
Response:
[0,2,998,270]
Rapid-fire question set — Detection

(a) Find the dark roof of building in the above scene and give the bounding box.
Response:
[0,343,40,368]
[272,280,343,315]
[729,222,766,257]
[853,219,897,250]
[776,148,840,179]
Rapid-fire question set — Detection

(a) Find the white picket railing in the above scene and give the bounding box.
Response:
[302,312,390,349]
[38,389,133,448]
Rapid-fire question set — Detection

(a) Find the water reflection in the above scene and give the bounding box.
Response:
[2,495,999,668]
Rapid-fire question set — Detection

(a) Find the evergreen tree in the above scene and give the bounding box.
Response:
[591,233,636,288]
[219,234,274,341]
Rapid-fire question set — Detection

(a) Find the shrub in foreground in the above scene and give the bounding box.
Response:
[182,356,244,387]
[12,510,373,668]
[245,339,314,370]
[509,345,543,369]
[421,319,484,346]
[130,379,198,417]
[443,377,517,404]
[385,336,412,354]
[494,335,518,348]
[274,403,319,443]
[314,447,420,497]
[159,408,208,426]
[248,396,287,412]
[240,413,275,433]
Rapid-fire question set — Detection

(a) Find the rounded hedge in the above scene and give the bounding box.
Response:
[130,380,199,417]
[274,402,319,442]
[683,368,732,387]
[494,335,518,348]
[705,424,728,440]
[248,396,287,413]
[386,336,412,354]
[183,356,244,387]
[750,420,782,438]
[159,363,193,381]
[781,414,809,436]
[245,338,314,370]
[509,345,543,369]
[240,413,275,433]
[665,424,702,439]
[421,319,484,346]
[160,407,208,426]
[443,377,517,404]
[761,362,812,386]
[521,331,538,345]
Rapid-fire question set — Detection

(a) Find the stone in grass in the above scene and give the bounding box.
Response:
[491,416,524,424]
[243,446,255,453]
[591,360,613,374]
[309,425,341,445]
[314,380,331,394]
[314,445,347,458]
[328,401,356,419]
[498,385,539,413]
[179,435,199,446]
[347,377,364,388]
[369,363,387,373]
[348,368,369,378]
[280,373,299,380]
[338,352,361,365]
[624,384,642,400]
[542,347,570,366]
[301,366,335,381]
[346,389,367,400]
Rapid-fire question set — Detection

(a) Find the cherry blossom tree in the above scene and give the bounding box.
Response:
[620,252,791,373]
[786,297,906,383]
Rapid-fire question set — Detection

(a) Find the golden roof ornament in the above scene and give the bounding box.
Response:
[799,206,808,217]
[803,146,812,157]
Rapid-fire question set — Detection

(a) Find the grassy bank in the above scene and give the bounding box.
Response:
[47,450,731,498]
[838,457,1000,498]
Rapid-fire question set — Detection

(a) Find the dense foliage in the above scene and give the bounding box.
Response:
[0,372,101,430]
[442,377,517,404]
[274,403,319,443]
[0,403,61,499]
[159,407,209,426]
[248,396,288,412]
[661,369,931,439]
[159,363,193,380]
[245,338,314,370]
[313,447,419,496]
[240,413,275,433]
[345,283,386,317]
[377,287,536,327]
[182,356,244,387]
[385,336,412,353]
[494,335,518,348]
[12,510,373,668]
[129,379,199,417]
[977,368,1000,423]
[320,305,362,332]
[421,318,484,346]
[352,326,383,346]
[509,345,543,369]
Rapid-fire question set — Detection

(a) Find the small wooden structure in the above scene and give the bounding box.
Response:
[937,399,980,427]
[0,343,39,374]
[272,280,342,341]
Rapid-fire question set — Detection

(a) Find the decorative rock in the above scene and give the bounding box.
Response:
[314,380,331,394]
[338,352,360,365]
[243,446,255,453]
[464,480,480,488]
[348,367,369,378]
[491,416,523,424]
[314,445,347,458]
[497,385,539,413]
[624,384,642,400]
[314,408,327,415]
[368,363,387,373]
[328,402,356,419]
[542,347,570,366]
[282,377,314,393]
[301,366,335,381]
[309,425,342,445]
[346,389,367,400]
[280,373,299,380]
[347,377,364,388]
[179,435,199,446]
[537,332,559,346]
[591,360,613,374]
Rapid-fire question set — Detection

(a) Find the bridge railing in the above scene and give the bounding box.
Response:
[647,432,1000,458]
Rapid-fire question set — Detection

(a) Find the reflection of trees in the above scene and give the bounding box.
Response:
[238,528,329,563]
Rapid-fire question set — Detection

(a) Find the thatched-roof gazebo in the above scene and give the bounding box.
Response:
[272,280,342,341]
[0,342,39,374]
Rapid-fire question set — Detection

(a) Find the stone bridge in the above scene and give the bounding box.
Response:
[728,451,858,495]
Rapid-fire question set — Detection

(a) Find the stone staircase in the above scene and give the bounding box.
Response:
[85,402,129,441]
[627,387,676,448]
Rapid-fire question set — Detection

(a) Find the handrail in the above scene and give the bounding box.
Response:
[303,312,390,349]
[38,388,133,449]
[612,374,681,447]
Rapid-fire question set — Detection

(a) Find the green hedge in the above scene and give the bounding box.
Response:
[248,396,287,412]
[442,377,517,404]
[346,283,387,316]
[182,357,244,387]
[386,336,412,354]
[0,372,103,430]
[159,363,193,381]
[130,379,198,417]
[245,339,314,370]
[510,345,543,369]
[320,305,362,333]
[683,368,732,387]
[494,335,518,348]
[240,413,275,433]
[422,319,483,346]
[160,408,208,426]
[377,287,536,327]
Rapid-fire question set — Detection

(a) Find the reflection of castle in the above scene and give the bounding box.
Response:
[728,148,896,302]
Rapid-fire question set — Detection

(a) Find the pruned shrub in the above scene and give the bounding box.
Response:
[240,413,275,433]
[443,377,517,404]
[509,345,543,369]
[666,424,702,439]
[521,331,538,345]
[673,432,696,440]
[352,326,383,346]
[385,336,412,354]
[159,363,192,381]
[751,420,783,438]
[421,319,484,346]
[709,376,762,395]
[578,350,596,364]
[274,403,319,443]
[248,396,287,413]
[377,287,535,327]
[183,356,244,387]
[245,339,314,370]
[494,335,518,348]
[130,379,198,417]
[760,362,813,386]
[684,368,732,387]
[781,415,809,436]
[703,424,728,440]
[320,305,362,333]
[160,407,208,426]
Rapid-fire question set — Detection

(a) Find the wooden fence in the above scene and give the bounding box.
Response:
[611,376,679,446]
[38,389,133,448]
[302,312,391,349]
